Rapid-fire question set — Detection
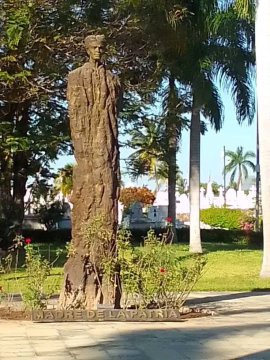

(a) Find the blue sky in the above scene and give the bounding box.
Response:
[53,87,257,190]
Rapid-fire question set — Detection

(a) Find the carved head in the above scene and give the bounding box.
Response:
[84,35,105,62]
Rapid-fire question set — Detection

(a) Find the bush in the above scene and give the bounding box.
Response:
[128,228,263,247]
[23,226,263,248]
[112,229,206,309]
[200,207,244,229]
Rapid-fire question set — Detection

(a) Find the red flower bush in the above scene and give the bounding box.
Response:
[166,216,172,222]
[0,285,2,291]
[25,238,31,244]
[159,268,165,273]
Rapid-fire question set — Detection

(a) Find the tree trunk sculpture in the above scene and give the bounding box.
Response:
[58,35,122,309]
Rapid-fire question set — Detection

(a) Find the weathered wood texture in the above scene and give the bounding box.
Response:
[58,36,121,310]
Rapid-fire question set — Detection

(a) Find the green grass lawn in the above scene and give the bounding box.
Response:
[1,242,270,294]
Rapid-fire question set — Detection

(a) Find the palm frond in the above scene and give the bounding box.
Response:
[199,73,224,131]
[225,160,237,174]
[244,150,255,159]
[229,167,237,184]
[243,160,256,172]
[242,163,249,179]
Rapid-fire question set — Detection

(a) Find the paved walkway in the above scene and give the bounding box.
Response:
[1,292,270,360]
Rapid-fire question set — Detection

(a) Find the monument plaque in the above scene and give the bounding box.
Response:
[32,309,182,323]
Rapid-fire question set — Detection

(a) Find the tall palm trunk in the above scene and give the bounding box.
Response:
[257,0,270,277]
[167,134,177,239]
[165,76,178,242]
[237,166,242,189]
[189,95,202,253]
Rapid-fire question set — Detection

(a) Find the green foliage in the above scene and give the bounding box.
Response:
[81,217,205,309]
[22,241,64,309]
[23,243,51,309]
[54,163,74,197]
[224,146,256,187]
[126,119,165,180]
[6,6,30,49]
[200,182,220,196]
[200,207,243,229]
[114,229,205,309]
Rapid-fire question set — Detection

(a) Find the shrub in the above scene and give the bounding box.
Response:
[120,187,155,207]
[200,207,243,229]
[81,218,206,310]
[239,210,255,231]
[23,242,51,309]
[112,229,206,309]
[22,240,64,309]
[126,228,263,247]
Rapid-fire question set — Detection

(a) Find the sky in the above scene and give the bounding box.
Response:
[52,86,257,190]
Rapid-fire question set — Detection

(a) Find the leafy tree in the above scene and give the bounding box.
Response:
[0,0,86,229]
[227,182,238,191]
[224,146,255,189]
[120,187,155,208]
[0,0,187,235]
[54,163,74,198]
[200,182,220,196]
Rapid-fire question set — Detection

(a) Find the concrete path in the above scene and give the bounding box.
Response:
[1,292,270,360]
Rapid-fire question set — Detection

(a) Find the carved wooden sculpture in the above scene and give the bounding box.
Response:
[58,35,121,309]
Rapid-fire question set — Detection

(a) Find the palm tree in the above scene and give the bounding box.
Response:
[126,118,164,192]
[224,146,255,189]
[256,0,270,277]
[54,163,74,199]
[180,2,255,253]
[150,161,183,192]
[162,76,190,238]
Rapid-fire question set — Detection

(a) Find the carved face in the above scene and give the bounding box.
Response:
[87,41,104,62]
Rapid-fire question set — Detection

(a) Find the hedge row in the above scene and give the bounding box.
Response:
[22,227,263,247]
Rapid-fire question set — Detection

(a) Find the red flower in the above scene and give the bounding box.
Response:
[25,238,31,244]
[166,217,172,222]
[160,268,165,273]
[0,285,2,291]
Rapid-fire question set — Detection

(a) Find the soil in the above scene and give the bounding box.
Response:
[0,307,210,321]
[0,308,30,320]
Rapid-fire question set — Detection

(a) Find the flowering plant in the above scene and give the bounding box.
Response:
[110,229,206,309]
